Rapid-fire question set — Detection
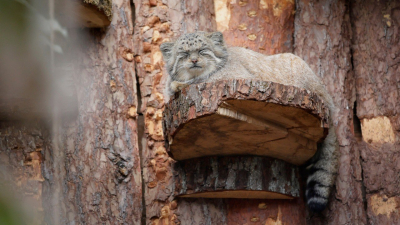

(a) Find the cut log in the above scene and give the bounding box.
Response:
[57,0,112,28]
[174,156,300,199]
[163,79,330,165]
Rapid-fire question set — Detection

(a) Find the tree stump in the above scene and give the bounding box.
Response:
[163,79,330,165]
[174,156,300,199]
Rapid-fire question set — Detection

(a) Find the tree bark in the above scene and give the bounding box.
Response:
[0,121,47,224]
[174,156,300,199]
[214,0,295,54]
[351,0,400,224]
[132,0,219,223]
[294,0,365,224]
[225,198,306,225]
[41,0,142,224]
[1,0,399,224]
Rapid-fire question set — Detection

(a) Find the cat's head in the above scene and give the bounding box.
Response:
[160,31,228,81]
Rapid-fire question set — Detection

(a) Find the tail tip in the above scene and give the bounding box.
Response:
[307,201,327,213]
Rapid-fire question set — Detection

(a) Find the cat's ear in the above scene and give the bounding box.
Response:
[207,32,225,46]
[160,42,175,61]
[207,32,228,59]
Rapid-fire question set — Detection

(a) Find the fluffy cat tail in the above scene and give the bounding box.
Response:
[305,121,338,213]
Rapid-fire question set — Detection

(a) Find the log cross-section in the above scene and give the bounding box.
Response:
[163,79,330,165]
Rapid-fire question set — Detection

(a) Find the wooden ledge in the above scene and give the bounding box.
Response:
[57,0,112,28]
[179,190,293,199]
[163,79,330,165]
[174,156,300,199]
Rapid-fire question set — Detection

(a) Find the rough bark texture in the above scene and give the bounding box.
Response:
[132,0,219,223]
[41,0,142,223]
[160,74,321,224]
[351,0,400,224]
[210,0,303,223]
[294,0,365,224]
[163,79,329,165]
[1,0,398,224]
[214,0,295,54]
[226,198,306,225]
[174,156,300,199]
[294,0,400,224]
[0,121,47,224]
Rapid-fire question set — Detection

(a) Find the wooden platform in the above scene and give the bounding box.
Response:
[163,79,330,165]
[174,156,300,199]
[57,0,112,28]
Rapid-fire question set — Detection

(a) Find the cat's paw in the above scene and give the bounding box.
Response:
[170,81,188,92]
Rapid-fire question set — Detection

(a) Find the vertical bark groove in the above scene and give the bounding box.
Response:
[135,52,147,225]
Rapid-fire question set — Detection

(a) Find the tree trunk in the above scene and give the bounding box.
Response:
[0,121,48,224]
[295,0,400,224]
[1,0,399,224]
[351,0,400,224]
[132,0,221,223]
[41,0,142,224]
[294,0,365,223]
[215,0,295,54]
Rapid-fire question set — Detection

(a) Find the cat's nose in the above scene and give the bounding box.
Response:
[191,59,198,64]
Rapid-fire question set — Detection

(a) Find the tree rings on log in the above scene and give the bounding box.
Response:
[174,156,300,199]
[163,79,330,165]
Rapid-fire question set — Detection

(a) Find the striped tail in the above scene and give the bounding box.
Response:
[305,124,338,213]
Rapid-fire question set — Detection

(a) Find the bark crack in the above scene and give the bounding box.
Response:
[360,153,369,225]
[349,1,369,223]
[134,60,146,225]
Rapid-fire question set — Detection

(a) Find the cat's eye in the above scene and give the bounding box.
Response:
[199,49,208,55]
[179,52,189,58]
